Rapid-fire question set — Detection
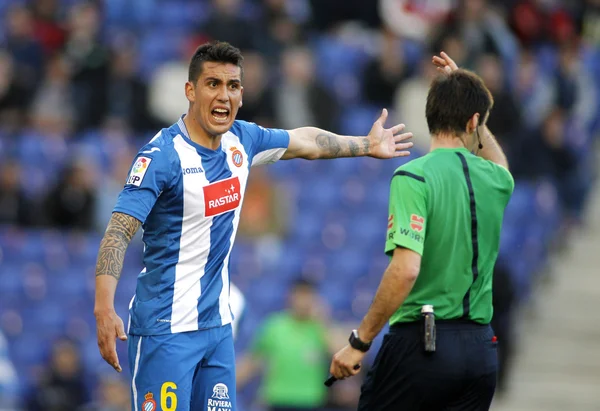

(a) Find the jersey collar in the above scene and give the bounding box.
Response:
[176,115,223,156]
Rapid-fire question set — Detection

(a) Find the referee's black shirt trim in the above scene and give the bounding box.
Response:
[456,152,479,319]
[392,170,425,182]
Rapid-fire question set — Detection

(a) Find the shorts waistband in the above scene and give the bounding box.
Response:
[389,319,490,333]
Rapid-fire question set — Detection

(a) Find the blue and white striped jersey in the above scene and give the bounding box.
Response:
[114,116,289,335]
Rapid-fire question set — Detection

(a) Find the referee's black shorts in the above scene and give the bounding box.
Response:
[358,320,498,411]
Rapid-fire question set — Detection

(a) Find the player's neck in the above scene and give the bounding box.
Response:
[429,133,468,151]
[183,114,222,150]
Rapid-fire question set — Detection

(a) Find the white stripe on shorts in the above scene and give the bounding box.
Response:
[132,337,143,411]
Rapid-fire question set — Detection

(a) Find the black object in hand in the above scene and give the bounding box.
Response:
[324,364,361,387]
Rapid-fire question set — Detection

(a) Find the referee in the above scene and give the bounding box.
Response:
[329,52,514,411]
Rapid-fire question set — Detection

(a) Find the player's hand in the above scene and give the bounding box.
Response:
[330,344,365,380]
[95,308,128,372]
[367,108,413,159]
[432,51,459,75]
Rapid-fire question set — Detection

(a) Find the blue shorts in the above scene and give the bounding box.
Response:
[128,324,236,411]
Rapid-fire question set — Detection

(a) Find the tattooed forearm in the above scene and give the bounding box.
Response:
[315,133,372,159]
[95,212,141,280]
[362,138,370,155]
[315,133,342,158]
[348,139,360,157]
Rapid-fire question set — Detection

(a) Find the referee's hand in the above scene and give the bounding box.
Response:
[95,308,128,373]
[330,344,365,380]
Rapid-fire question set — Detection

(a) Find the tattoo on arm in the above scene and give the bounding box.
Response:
[95,212,141,280]
[362,138,370,155]
[348,139,360,157]
[315,133,342,158]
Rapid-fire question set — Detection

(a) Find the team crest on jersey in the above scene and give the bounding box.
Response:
[410,214,425,232]
[230,146,243,167]
[141,392,156,411]
[126,156,152,187]
[203,176,241,217]
[212,383,229,399]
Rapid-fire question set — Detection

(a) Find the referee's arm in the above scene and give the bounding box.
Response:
[330,248,420,379]
[358,248,420,342]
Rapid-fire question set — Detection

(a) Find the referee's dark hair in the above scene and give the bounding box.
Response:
[188,41,244,83]
[426,69,494,135]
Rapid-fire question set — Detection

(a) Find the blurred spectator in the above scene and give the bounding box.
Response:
[3,5,44,95]
[0,330,19,409]
[513,109,578,185]
[580,0,600,46]
[510,0,547,47]
[0,50,29,133]
[254,1,306,63]
[78,375,130,411]
[554,42,597,127]
[32,0,67,56]
[515,49,556,129]
[274,46,339,131]
[201,0,258,51]
[309,0,379,30]
[45,159,98,230]
[393,55,438,153]
[362,29,409,108]
[236,279,331,411]
[27,339,88,411]
[105,44,158,133]
[379,0,453,42]
[63,1,109,131]
[476,53,523,155]
[235,52,276,126]
[439,0,517,68]
[31,53,75,136]
[0,161,33,226]
[95,147,135,233]
[238,167,288,239]
[148,56,187,126]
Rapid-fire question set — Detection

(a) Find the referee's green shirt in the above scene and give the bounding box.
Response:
[385,147,514,325]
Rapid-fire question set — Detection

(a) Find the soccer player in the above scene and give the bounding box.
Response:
[329,52,514,411]
[93,41,413,411]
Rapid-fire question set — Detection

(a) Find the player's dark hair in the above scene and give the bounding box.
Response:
[426,69,494,136]
[188,41,244,83]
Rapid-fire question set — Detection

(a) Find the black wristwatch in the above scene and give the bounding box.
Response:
[349,329,372,352]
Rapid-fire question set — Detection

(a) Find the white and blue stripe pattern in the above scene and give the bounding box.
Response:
[113,116,289,335]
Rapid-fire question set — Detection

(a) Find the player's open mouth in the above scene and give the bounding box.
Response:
[211,108,230,122]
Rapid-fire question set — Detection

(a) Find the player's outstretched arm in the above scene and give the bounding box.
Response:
[94,212,141,372]
[432,51,509,170]
[282,109,413,160]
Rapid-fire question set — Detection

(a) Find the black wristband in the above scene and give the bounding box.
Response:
[349,329,371,352]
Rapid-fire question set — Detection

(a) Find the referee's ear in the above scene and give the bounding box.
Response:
[466,113,480,134]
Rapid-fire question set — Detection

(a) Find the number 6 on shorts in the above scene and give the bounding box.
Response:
[161,382,178,411]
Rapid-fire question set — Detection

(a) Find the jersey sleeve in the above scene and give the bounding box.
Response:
[112,148,171,224]
[497,165,515,196]
[242,122,290,166]
[385,172,428,256]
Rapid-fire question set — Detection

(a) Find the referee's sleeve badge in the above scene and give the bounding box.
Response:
[410,214,425,232]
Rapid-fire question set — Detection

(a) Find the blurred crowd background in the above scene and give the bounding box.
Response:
[0,0,599,410]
